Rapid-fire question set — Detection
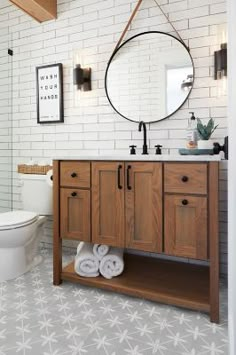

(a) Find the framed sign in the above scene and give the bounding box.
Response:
[36,63,64,124]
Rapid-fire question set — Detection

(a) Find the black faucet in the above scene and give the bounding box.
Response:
[138,121,148,154]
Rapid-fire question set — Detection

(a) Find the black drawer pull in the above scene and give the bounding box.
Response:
[71,172,77,178]
[182,199,188,206]
[117,165,122,189]
[127,165,132,190]
[71,192,77,197]
[182,176,188,182]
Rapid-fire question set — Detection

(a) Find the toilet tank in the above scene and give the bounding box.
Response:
[19,174,53,215]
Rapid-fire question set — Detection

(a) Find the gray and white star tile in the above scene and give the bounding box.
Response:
[0,250,228,355]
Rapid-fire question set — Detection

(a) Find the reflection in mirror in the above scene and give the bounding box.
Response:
[167,68,192,114]
[105,31,194,123]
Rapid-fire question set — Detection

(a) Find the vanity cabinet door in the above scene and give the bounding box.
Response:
[92,162,125,247]
[60,188,91,241]
[125,162,163,253]
[164,195,207,260]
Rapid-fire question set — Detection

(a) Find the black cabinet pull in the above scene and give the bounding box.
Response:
[182,199,188,206]
[71,192,77,197]
[182,176,188,182]
[71,172,77,178]
[117,165,122,189]
[127,165,132,190]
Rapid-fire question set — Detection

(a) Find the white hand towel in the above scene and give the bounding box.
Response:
[99,248,124,279]
[74,242,99,277]
[93,244,110,261]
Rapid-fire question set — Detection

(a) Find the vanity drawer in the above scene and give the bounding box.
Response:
[164,163,207,195]
[60,161,90,188]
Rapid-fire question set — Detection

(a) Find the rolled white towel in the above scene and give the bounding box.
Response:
[99,248,124,280]
[74,242,99,278]
[93,244,110,261]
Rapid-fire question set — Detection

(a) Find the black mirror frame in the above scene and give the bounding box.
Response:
[105,31,195,124]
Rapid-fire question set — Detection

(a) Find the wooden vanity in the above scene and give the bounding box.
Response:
[53,157,219,323]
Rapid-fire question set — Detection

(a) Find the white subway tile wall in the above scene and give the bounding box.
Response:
[0,19,12,213]
[0,0,227,274]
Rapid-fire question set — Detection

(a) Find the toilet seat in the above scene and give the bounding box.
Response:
[0,211,38,231]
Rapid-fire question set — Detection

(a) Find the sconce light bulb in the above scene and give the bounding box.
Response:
[217,75,227,97]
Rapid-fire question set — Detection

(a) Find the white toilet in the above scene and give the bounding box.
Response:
[0,173,52,282]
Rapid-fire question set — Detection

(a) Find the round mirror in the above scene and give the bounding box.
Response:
[105,31,194,124]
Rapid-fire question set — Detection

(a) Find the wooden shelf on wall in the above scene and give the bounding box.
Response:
[62,254,210,313]
[9,0,57,23]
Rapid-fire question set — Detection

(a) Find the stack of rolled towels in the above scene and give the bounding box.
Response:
[74,242,124,279]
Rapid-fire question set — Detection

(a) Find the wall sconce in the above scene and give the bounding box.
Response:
[214,24,227,80]
[73,64,92,91]
[181,74,193,91]
[214,43,227,80]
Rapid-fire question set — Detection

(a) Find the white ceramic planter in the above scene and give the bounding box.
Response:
[197,140,213,149]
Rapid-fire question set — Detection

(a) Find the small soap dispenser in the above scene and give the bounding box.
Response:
[186,112,197,149]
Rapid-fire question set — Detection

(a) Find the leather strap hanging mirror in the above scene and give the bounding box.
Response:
[113,0,187,54]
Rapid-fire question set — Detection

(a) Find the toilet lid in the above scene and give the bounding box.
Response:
[0,211,38,230]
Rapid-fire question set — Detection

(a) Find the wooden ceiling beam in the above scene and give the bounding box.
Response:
[9,0,57,23]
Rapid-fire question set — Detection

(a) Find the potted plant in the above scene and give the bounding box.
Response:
[197,118,219,149]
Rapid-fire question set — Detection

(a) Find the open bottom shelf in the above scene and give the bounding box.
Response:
[61,254,210,313]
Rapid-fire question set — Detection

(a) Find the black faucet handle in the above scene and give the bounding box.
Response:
[155,145,162,155]
[129,145,137,155]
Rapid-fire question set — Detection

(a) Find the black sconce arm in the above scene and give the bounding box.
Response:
[73,64,92,91]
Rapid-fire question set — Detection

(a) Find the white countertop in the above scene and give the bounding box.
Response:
[54,154,222,162]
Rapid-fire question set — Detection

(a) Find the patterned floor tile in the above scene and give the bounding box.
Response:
[0,250,228,355]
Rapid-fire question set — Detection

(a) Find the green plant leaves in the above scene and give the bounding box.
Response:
[196,118,218,140]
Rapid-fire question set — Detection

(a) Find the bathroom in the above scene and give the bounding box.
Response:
[0,0,235,354]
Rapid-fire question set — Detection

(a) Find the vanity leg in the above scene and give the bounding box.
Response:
[53,236,62,285]
[209,162,219,323]
[210,257,219,323]
[53,160,62,285]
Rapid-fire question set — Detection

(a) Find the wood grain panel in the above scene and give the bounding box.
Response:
[9,0,57,22]
[62,254,210,312]
[164,163,207,194]
[99,171,116,237]
[125,162,162,252]
[60,188,91,242]
[165,194,207,260]
[209,162,219,323]
[92,162,125,247]
[53,160,62,285]
[60,161,90,188]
